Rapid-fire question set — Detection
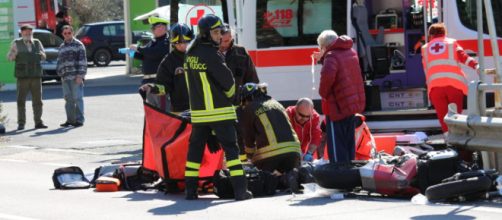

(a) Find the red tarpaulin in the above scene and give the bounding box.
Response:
[142,103,224,181]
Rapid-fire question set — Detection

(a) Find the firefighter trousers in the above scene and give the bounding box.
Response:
[185,121,244,178]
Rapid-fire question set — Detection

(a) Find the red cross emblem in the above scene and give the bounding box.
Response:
[190,10,205,26]
[185,4,216,27]
[429,42,446,55]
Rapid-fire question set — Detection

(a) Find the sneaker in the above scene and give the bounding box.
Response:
[17,124,25,130]
[72,122,83,127]
[60,122,72,127]
[35,123,48,129]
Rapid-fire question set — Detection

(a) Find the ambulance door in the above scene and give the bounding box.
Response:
[250,0,347,103]
[443,0,502,82]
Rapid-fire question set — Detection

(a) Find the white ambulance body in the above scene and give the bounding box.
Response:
[178,0,502,131]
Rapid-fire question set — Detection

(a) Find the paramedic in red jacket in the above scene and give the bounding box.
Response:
[314,30,365,163]
[285,98,322,162]
[421,23,480,133]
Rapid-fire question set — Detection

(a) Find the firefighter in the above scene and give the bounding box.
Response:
[183,14,252,201]
[421,23,494,134]
[240,82,302,192]
[219,23,260,162]
[140,23,194,113]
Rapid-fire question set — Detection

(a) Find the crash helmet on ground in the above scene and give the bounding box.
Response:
[197,14,223,42]
[170,23,194,44]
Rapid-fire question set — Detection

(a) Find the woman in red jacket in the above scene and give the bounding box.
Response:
[313,30,366,163]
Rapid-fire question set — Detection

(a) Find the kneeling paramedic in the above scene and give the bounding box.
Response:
[184,14,252,201]
[240,82,302,192]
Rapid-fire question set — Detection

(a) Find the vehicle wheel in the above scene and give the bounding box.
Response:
[93,49,111,67]
[313,162,363,190]
[425,176,493,202]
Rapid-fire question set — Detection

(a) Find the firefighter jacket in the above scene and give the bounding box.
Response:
[222,40,259,105]
[154,49,189,112]
[241,96,301,163]
[421,36,478,96]
[184,42,237,124]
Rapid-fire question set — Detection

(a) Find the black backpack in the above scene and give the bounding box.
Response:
[52,166,90,189]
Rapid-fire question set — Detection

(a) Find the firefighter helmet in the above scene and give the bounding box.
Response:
[240,82,268,103]
[197,14,223,42]
[170,23,194,44]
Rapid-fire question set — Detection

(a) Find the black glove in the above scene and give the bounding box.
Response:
[207,134,221,153]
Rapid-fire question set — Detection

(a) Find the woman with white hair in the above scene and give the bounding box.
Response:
[313,30,365,163]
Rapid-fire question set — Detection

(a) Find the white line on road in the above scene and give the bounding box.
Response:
[2,145,37,149]
[0,213,41,220]
[42,148,101,155]
[469,206,502,214]
[3,145,101,155]
[0,159,72,167]
[40,162,73,167]
[0,159,28,163]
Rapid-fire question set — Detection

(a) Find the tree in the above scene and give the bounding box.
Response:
[68,0,124,27]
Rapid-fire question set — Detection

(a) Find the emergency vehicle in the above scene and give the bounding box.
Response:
[132,0,502,131]
[0,0,66,89]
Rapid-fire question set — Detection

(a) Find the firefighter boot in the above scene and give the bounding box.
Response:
[230,175,253,201]
[185,177,199,200]
[287,168,300,194]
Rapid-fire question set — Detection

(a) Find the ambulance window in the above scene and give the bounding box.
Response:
[456,0,502,37]
[256,0,346,48]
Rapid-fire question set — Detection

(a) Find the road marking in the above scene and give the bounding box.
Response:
[0,159,28,163]
[2,145,38,149]
[469,206,502,214]
[3,145,101,155]
[40,162,73,167]
[42,148,101,155]
[0,213,41,220]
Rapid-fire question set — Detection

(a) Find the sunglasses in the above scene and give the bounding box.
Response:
[63,32,72,35]
[297,112,311,119]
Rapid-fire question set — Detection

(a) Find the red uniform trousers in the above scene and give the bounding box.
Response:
[429,86,464,132]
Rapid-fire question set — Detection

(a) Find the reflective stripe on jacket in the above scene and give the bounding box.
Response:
[241,97,301,163]
[185,42,236,124]
[422,37,468,95]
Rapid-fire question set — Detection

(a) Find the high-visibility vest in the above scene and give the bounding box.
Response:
[422,37,468,95]
[354,114,376,160]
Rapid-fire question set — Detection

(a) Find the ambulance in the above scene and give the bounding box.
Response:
[143,0,502,131]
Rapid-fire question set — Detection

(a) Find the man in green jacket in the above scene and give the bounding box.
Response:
[7,24,48,130]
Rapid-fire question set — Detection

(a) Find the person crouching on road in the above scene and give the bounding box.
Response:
[240,82,302,193]
[140,23,194,113]
[183,14,252,201]
[285,98,322,162]
[313,30,366,163]
[57,25,87,127]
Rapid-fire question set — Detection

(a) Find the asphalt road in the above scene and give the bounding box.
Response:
[0,62,501,220]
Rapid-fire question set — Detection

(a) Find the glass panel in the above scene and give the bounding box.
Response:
[456,0,502,37]
[256,0,346,48]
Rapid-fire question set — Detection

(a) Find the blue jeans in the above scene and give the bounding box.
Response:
[62,79,85,123]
